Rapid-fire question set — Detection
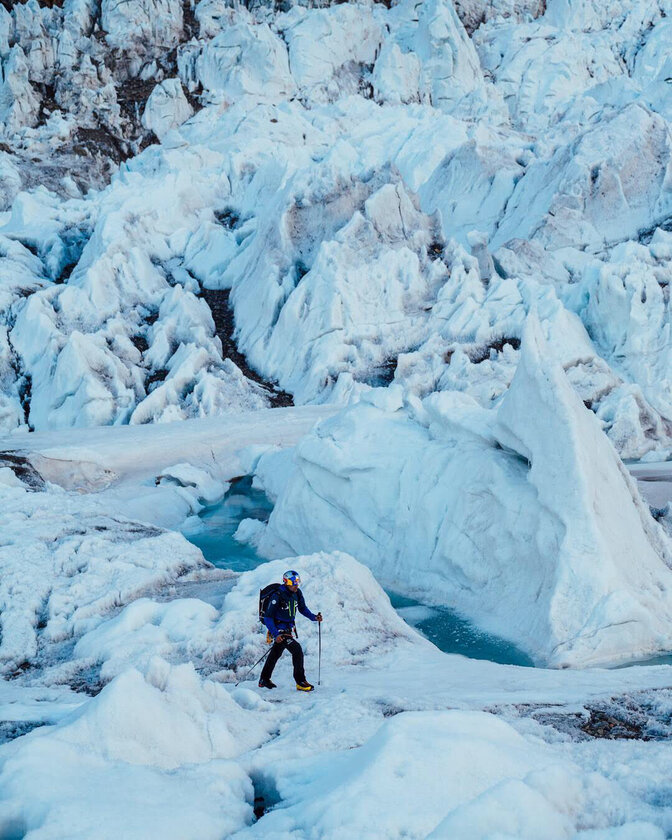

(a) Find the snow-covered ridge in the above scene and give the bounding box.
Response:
[0,0,667,460]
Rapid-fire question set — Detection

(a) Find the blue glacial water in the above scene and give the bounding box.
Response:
[182,479,534,667]
[182,476,274,572]
[387,591,534,667]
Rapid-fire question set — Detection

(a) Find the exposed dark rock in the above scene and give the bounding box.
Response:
[468,337,521,364]
[36,83,59,129]
[131,334,149,354]
[638,216,672,245]
[360,357,397,387]
[0,451,45,490]
[18,373,32,430]
[0,720,46,745]
[183,0,199,39]
[116,78,158,126]
[146,367,169,392]
[516,689,672,742]
[202,288,294,407]
[72,125,129,164]
[66,664,104,697]
[214,208,242,230]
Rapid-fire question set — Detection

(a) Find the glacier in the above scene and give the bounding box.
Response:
[0,0,672,836]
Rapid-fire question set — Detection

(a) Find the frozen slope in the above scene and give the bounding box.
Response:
[260,318,672,667]
[496,316,672,665]
[0,0,669,459]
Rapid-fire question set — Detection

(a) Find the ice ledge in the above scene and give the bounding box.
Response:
[260,316,672,668]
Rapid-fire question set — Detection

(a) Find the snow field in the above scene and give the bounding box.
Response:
[3,544,672,839]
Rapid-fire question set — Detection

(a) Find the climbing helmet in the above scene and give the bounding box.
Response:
[283,570,301,588]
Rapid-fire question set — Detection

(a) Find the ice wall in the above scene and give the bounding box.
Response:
[260,318,672,667]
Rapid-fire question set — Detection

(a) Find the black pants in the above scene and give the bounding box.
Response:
[260,637,306,684]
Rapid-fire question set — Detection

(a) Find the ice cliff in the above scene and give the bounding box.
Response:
[259,318,672,667]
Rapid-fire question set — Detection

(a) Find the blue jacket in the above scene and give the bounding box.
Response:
[263,585,318,638]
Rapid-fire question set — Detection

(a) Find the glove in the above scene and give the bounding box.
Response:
[316,612,323,622]
[274,632,291,643]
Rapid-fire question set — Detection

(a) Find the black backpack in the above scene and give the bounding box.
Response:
[259,583,283,624]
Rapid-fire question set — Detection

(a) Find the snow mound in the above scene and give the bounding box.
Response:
[195,23,296,102]
[142,78,193,141]
[260,317,672,667]
[0,658,267,839]
[67,551,423,684]
[73,597,219,681]
[0,483,206,673]
[61,657,268,766]
[279,3,383,102]
[215,552,421,671]
[156,462,227,506]
[245,709,662,840]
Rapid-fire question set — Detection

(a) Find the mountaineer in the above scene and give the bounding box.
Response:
[258,570,322,691]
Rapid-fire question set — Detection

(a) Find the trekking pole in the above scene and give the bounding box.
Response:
[318,620,322,686]
[235,646,272,687]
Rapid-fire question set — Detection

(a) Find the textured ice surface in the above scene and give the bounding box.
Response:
[0,0,668,459]
[0,0,672,835]
[0,481,206,675]
[0,411,672,838]
[261,319,672,667]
